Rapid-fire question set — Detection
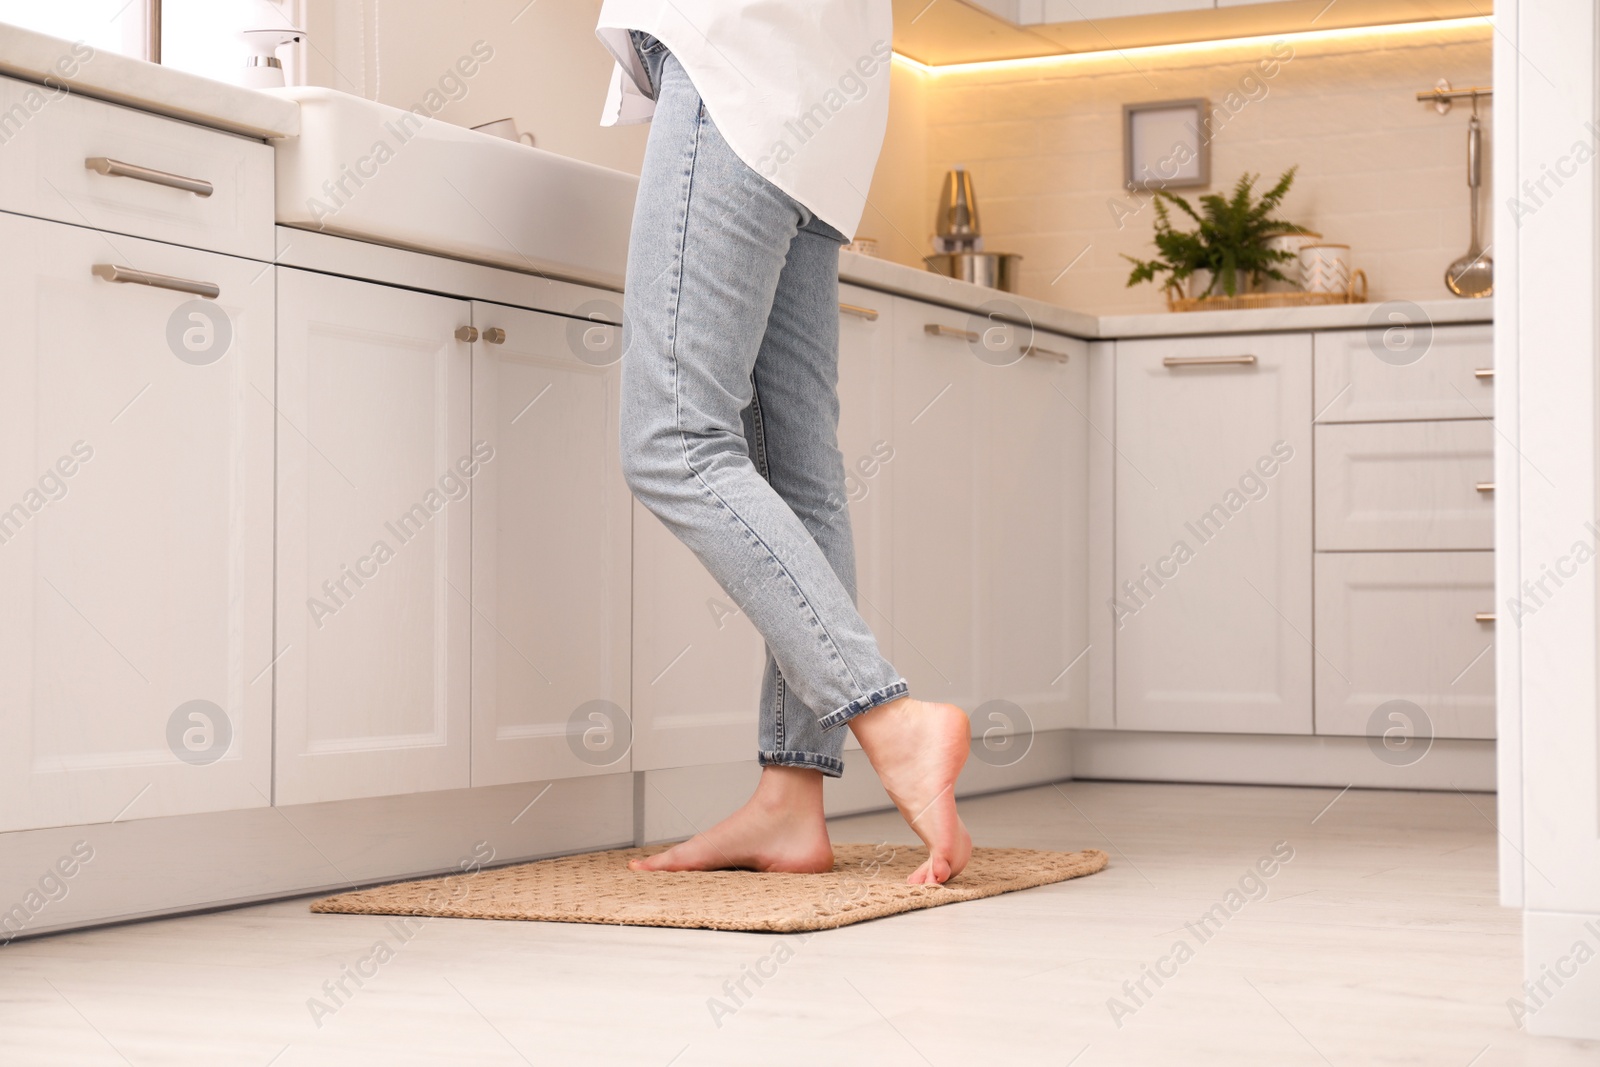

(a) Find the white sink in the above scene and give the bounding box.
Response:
[271,87,637,289]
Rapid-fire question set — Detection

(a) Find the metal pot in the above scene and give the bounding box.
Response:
[923,251,1023,292]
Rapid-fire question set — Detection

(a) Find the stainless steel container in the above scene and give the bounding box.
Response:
[923,251,1023,292]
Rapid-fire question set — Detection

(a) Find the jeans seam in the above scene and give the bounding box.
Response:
[667,104,866,701]
[759,749,845,777]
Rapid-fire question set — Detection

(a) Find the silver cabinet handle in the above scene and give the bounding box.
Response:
[840,302,879,321]
[1474,612,1496,623]
[86,156,214,198]
[1163,354,1257,368]
[925,323,979,342]
[1476,481,1495,493]
[482,327,506,345]
[1023,345,1070,362]
[455,326,479,342]
[92,263,219,299]
[1474,367,1494,379]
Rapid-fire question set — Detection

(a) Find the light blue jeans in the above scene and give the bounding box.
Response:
[619,38,906,778]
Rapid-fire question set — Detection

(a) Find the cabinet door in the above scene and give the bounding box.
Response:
[1314,419,1495,551]
[837,286,896,650]
[470,301,631,784]
[0,212,273,831]
[977,332,1091,731]
[1314,551,1495,740]
[891,299,984,712]
[1114,333,1314,734]
[890,299,1091,732]
[275,269,472,805]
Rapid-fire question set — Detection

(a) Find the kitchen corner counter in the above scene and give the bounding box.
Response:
[839,250,1492,341]
[0,23,299,139]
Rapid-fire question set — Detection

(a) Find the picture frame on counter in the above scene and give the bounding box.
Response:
[1123,98,1210,191]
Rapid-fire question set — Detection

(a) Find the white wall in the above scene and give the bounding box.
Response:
[300,0,648,175]
[903,21,1494,313]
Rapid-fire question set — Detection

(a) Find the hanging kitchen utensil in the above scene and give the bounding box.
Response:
[1445,103,1493,298]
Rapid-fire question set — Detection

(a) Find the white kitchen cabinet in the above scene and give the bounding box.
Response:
[890,300,985,713]
[1315,419,1495,551]
[275,269,472,805]
[1114,332,1314,734]
[0,211,273,831]
[1314,324,1494,423]
[1314,551,1495,740]
[1036,0,1210,21]
[469,301,631,785]
[890,297,1090,730]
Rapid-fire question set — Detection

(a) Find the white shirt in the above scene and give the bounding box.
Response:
[596,1,894,238]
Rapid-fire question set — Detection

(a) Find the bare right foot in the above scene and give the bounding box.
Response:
[849,698,972,885]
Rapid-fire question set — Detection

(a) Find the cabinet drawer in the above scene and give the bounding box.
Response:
[0,74,273,260]
[1314,551,1495,740]
[1314,323,1493,422]
[1315,420,1494,550]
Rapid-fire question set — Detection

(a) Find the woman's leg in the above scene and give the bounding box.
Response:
[619,51,969,882]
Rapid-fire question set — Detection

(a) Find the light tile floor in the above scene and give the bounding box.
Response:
[1,781,1596,1065]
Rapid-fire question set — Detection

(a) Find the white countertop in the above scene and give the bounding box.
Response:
[839,251,1492,341]
[0,23,298,139]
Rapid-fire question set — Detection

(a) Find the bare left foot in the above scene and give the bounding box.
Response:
[629,765,834,874]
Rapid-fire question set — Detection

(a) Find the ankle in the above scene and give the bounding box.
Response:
[752,765,825,814]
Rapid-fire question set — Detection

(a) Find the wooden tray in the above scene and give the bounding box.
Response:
[1165,270,1367,313]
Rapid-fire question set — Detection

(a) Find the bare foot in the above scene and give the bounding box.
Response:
[628,765,834,874]
[849,697,972,885]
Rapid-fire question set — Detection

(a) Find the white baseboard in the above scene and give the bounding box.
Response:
[638,729,1076,844]
[1522,910,1600,1040]
[0,773,633,943]
[1070,730,1497,791]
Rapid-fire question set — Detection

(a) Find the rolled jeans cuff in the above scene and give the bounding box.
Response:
[816,680,909,731]
[759,749,846,778]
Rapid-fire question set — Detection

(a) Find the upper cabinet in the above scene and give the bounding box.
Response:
[1113,332,1314,734]
[274,269,473,806]
[0,211,274,832]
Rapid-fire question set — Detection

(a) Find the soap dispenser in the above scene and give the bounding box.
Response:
[240,28,305,89]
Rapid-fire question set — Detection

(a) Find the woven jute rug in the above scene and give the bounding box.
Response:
[310,843,1109,933]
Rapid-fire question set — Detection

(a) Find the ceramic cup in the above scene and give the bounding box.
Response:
[472,118,536,146]
[1299,243,1353,294]
[1263,231,1321,291]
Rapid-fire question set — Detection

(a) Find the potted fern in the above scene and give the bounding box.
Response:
[1124,168,1311,306]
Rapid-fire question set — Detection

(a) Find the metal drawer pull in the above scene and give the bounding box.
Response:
[924,323,980,342]
[1474,612,1496,623]
[1474,367,1494,379]
[840,302,880,321]
[1476,481,1495,493]
[455,326,479,343]
[85,156,214,198]
[1023,345,1070,362]
[1162,354,1257,368]
[91,263,219,299]
[482,327,507,345]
